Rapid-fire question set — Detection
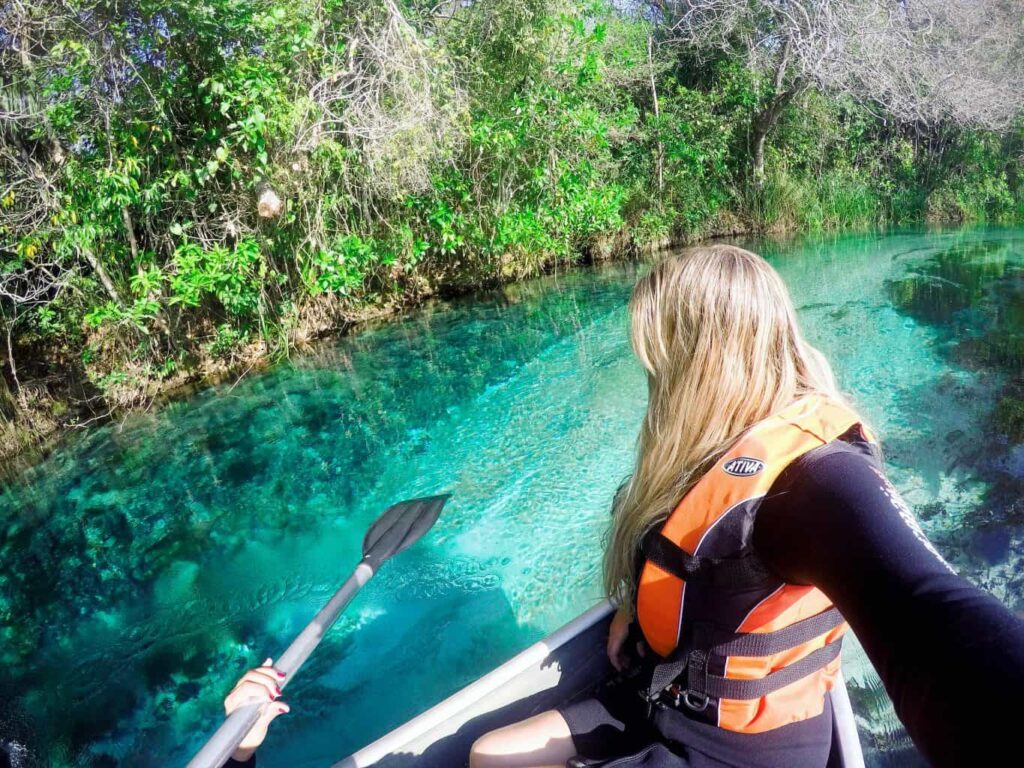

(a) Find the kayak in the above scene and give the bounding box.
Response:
[333,601,866,768]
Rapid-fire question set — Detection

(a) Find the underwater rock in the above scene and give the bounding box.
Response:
[993,398,1024,443]
[970,526,1012,565]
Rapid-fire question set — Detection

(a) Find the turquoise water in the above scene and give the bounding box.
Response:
[1,228,1023,767]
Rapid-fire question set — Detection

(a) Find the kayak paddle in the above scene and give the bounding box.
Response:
[185,494,451,768]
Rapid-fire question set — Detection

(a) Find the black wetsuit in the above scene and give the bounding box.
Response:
[558,446,1024,768]
[230,447,1024,767]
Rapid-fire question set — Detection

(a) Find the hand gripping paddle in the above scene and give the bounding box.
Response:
[186,494,450,768]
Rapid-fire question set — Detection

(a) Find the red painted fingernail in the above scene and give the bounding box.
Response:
[274,685,282,695]
[276,671,285,678]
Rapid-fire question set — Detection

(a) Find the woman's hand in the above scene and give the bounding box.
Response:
[607,606,633,671]
[223,658,291,762]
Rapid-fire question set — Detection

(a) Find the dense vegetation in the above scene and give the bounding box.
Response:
[2,0,1022,456]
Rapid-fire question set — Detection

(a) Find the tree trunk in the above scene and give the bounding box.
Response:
[0,323,19,420]
[648,35,664,192]
[751,88,799,184]
[82,248,125,307]
[752,126,769,183]
[751,40,797,185]
[122,206,171,335]
[122,206,141,267]
[0,358,16,421]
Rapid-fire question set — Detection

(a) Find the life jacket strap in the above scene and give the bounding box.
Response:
[707,606,846,658]
[685,637,843,702]
[642,531,773,590]
[644,606,846,704]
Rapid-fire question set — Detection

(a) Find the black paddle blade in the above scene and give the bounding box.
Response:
[361,494,450,570]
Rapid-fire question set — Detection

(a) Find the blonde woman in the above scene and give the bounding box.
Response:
[468,246,1024,768]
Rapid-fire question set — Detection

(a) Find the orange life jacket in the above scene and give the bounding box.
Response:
[635,394,879,734]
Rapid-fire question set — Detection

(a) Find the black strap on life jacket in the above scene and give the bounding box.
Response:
[685,638,843,702]
[641,532,773,590]
[643,606,846,709]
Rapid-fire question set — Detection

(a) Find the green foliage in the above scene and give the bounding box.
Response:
[204,324,250,360]
[307,235,387,295]
[0,0,1021,415]
[168,239,270,318]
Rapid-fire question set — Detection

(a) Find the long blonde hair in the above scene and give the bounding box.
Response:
[604,245,848,606]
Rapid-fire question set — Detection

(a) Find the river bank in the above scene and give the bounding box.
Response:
[0,212,721,471]
[0,227,642,471]
[0,216,1011,473]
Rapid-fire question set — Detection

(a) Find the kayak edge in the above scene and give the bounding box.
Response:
[333,600,616,768]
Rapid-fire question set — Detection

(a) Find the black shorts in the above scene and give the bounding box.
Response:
[557,677,658,761]
[557,678,834,768]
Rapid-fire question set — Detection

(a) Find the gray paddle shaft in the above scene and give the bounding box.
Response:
[186,562,375,768]
[185,493,449,768]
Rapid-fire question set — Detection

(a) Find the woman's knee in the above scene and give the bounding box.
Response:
[468,730,500,768]
[468,710,575,768]
[470,728,531,768]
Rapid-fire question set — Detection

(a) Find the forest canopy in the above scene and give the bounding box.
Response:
[1,0,1022,450]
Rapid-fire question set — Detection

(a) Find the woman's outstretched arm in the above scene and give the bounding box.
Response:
[754,447,1024,768]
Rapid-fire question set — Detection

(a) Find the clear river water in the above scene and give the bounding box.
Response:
[1,227,1023,767]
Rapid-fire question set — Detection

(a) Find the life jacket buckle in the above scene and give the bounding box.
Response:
[681,689,710,712]
[666,683,683,708]
[638,687,665,719]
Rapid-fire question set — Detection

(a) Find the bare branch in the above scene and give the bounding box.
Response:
[295,1,467,199]
[665,0,1024,131]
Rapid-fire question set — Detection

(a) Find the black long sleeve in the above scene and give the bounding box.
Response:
[754,448,1024,768]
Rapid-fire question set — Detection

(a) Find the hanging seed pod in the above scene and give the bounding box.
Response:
[257,183,283,219]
